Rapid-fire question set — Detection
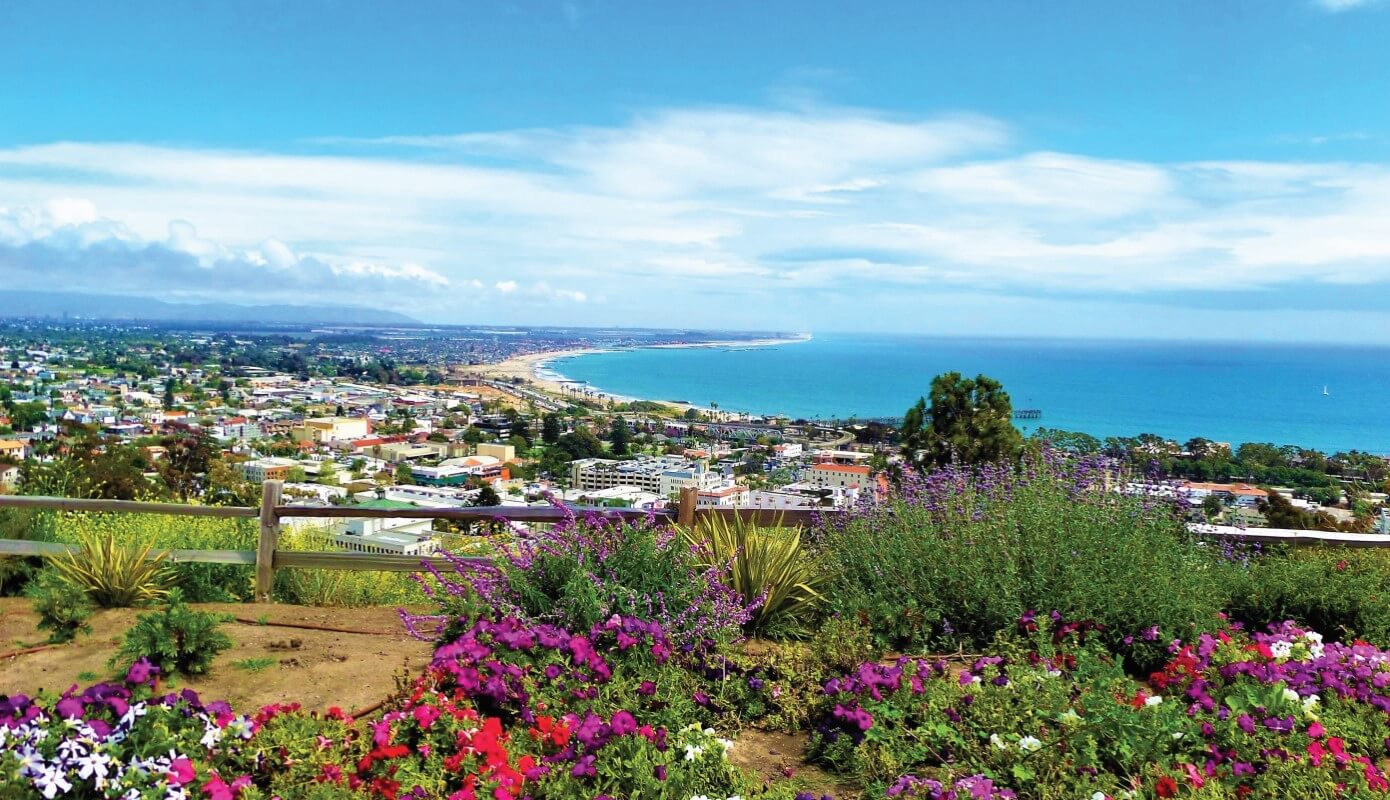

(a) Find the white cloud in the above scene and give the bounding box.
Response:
[1313,0,1381,11]
[3,103,1390,330]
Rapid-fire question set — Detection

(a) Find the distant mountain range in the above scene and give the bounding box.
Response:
[0,291,418,325]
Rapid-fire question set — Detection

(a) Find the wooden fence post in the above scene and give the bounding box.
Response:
[256,480,283,602]
[677,486,698,528]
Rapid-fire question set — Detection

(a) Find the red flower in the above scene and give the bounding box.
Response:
[1155,776,1179,798]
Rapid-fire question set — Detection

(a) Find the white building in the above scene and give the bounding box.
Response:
[696,483,750,508]
[237,457,300,483]
[805,463,873,490]
[570,456,722,497]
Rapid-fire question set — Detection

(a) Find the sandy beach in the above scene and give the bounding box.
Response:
[462,335,810,411]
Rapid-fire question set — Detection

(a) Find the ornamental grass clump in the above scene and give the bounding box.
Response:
[683,513,826,637]
[47,528,174,607]
[817,452,1225,668]
[414,501,757,645]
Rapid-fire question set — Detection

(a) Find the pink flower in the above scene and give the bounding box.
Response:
[1308,721,1326,738]
[167,757,196,786]
[413,704,441,729]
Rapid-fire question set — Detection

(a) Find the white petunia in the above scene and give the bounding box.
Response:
[1018,735,1042,752]
[683,744,705,762]
[1270,640,1293,659]
[990,733,1007,750]
[1283,687,1300,703]
[1144,695,1163,707]
[32,766,72,800]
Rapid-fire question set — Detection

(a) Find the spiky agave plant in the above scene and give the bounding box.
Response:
[682,513,825,635]
[49,529,173,607]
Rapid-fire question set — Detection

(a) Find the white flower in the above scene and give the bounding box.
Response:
[1059,709,1083,725]
[1144,695,1163,707]
[200,725,222,749]
[1171,732,1184,740]
[1046,668,1062,678]
[1283,687,1301,703]
[16,747,44,776]
[691,795,712,800]
[1018,735,1042,752]
[990,733,1008,750]
[1270,640,1293,659]
[1092,793,1108,800]
[683,744,705,762]
[32,766,72,800]
[716,737,735,756]
[75,751,112,781]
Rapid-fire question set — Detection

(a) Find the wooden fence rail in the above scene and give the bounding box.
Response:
[0,482,837,602]
[3,483,1387,603]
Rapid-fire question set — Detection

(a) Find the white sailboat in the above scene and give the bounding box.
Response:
[1323,385,1330,396]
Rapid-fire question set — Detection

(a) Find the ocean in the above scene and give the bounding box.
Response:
[545,334,1390,455]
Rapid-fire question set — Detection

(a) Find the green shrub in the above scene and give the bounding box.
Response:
[1224,547,1390,644]
[49,529,173,607]
[272,527,428,607]
[50,512,254,602]
[28,569,94,643]
[112,589,234,676]
[683,514,826,637]
[0,507,56,596]
[818,458,1226,669]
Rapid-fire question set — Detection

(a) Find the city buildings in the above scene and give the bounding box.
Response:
[570,455,723,497]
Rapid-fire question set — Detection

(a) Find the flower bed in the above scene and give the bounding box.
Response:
[810,613,1390,799]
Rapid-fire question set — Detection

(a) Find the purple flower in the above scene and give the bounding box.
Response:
[610,710,637,736]
[570,754,597,778]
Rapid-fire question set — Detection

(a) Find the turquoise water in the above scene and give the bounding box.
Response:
[549,334,1390,454]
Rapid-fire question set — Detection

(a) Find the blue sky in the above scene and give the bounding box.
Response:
[3,0,1390,340]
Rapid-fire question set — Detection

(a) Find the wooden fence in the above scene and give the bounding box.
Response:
[0,483,835,602]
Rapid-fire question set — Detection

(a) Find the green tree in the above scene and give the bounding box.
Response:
[609,418,631,456]
[541,413,562,445]
[162,378,177,410]
[394,462,416,485]
[900,372,1022,470]
[156,432,216,501]
[474,484,502,506]
[8,401,48,431]
[1031,427,1100,455]
[1201,494,1225,521]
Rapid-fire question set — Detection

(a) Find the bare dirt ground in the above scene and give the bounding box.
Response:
[729,728,852,798]
[0,598,433,713]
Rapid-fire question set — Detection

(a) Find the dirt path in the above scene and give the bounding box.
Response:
[0,598,433,713]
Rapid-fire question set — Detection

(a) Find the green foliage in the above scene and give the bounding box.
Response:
[683,514,826,636]
[28,569,94,643]
[1225,548,1390,644]
[48,528,174,608]
[272,527,427,607]
[608,417,631,455]
[232,657,277,672]
[901,372,1023,469]
[49,512,255,602]
[0,507,54,596]
[112,589,234,676]
[819,460,1225,670]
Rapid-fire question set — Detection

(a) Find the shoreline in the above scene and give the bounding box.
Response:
[464,335,811,414]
